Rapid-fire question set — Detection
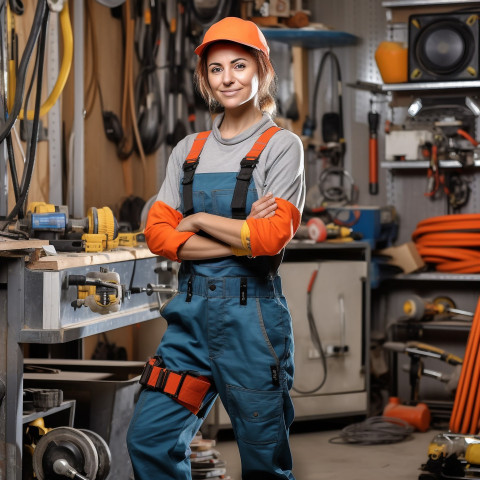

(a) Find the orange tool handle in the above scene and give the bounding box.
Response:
[368,111,379,195]
[369,137,378,194]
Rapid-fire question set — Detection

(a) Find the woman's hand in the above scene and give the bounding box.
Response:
[176,213,203,233]
[248,192,277,219]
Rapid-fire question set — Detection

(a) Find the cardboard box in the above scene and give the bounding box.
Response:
[377,242,425,274]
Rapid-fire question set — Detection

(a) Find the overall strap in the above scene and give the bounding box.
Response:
[231,126,282,220]
[182,131,211,216]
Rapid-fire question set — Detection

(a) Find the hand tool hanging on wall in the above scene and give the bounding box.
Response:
[134,0,165,154]
[166,1,198,146]
[368,102,380,195]
[86,0,150,230]
[302,50,346,167]
[187,0,234,28]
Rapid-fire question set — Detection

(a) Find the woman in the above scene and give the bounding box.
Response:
[127,16,305,480]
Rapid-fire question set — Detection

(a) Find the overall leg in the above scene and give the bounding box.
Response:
[208,280,295,480]
[127,389,213,480]
[127,287,215,480]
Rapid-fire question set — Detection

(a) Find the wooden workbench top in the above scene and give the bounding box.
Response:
[27,244,158,271]
[0,238,50,252]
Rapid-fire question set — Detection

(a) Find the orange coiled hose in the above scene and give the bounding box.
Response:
[412,214,480,273]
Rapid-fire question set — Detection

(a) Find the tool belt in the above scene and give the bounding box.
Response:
[139,357,211,414]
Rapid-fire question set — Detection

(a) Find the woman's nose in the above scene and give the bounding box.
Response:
[222,69,233,85]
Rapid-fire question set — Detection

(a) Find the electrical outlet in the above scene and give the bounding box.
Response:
[308,348,321,359]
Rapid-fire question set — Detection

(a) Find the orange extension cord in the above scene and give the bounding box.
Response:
[412,214,480,273]
[450,295,480,434]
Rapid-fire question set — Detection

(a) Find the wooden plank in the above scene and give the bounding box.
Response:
[26,245,158,271]
[0,239,49,252]
[291,46,309,137]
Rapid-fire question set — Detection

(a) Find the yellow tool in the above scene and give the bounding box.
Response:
[15,202,119,252]
[68,268,123,314]
[422,432,480,477]
[403,295,474,321]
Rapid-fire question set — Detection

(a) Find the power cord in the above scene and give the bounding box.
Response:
[328,416,415,445]
[292,268,328,395]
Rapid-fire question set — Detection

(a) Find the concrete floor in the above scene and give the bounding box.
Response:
[214,421,437,480]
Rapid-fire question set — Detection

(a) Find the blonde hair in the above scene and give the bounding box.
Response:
[194,42,277,116]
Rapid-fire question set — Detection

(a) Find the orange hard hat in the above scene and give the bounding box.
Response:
[195,17,270,58]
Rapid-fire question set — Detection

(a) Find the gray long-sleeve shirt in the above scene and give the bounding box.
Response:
[157,113,305,215]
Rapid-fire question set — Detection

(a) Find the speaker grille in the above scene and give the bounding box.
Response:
[408,13,480,82]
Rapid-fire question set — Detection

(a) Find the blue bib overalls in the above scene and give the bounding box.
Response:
[127,169,296,480]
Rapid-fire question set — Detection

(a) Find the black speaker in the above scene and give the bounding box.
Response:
[408,12,480,82]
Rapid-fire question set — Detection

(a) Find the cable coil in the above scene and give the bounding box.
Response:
[329,416,415,445]
[412,214,480,273]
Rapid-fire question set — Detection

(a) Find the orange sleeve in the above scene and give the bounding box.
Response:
[144,201,195,262]
[246,198,301,257]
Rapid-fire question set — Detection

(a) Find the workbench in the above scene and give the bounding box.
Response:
[0,241,167,480]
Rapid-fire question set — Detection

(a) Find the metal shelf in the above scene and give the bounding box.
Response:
[261,28,359,48]
[18,302,160,344]
[381,160,480,169]
[350,79,480,94]
[391,272,480,282]
[382,0,480,6]
[22,399,76,425]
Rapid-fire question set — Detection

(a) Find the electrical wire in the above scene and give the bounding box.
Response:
[84,0,99,119]
[318,167,358,205]
[187,0,233,28]
[6,4,49,221]
[19,2,73,120]
[0,0,46,144]
[309,50,345,158]
[328,416,415,445]
[293,268,328,395]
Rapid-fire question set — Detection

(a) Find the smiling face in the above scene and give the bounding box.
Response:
[206,42,259,112]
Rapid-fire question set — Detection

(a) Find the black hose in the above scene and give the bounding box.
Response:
[5,23,42,216]
[6,134,20,203]
[311,51,345,156]
[134,0,165,153]
[0,0,46,144]
[7,5,49,221]
[292,269,328,395]
[187,0,232,27]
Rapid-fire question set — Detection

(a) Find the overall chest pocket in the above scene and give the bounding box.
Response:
[179,189,206,214]
[211,188,258,218]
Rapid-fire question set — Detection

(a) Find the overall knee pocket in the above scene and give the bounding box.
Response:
[226,385,283,445]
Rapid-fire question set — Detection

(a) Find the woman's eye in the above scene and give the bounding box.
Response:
[234,63,246,70]
[210,66,222,74]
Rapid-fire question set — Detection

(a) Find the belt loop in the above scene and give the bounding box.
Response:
[186,276,193,302]
[240,277,247,305]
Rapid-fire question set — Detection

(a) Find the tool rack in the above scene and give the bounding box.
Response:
[0,242,166,479]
